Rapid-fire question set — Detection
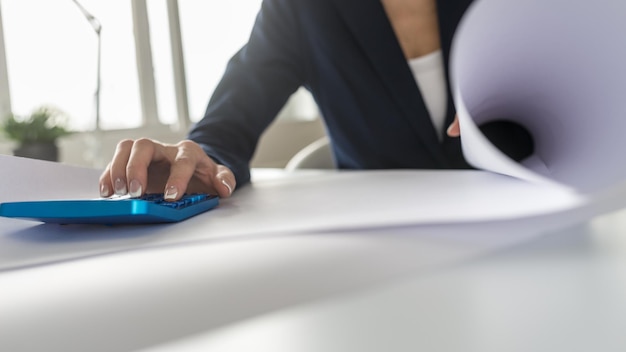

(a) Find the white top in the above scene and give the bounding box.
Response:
[407,50,448,140]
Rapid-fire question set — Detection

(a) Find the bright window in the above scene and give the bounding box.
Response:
[1,0,141,130]
[177,0,262,121]
[1,0,317,132]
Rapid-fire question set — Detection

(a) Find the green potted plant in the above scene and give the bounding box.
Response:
[1,106,72,162]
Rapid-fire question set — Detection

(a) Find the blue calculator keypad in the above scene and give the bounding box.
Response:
[140,193,209,209]
[0,193,219,224]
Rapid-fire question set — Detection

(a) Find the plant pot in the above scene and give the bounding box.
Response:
[13,142,59,162]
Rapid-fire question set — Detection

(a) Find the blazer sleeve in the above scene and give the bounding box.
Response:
[187,0,306,187]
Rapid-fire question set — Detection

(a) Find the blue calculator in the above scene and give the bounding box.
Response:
[0,193,219,224]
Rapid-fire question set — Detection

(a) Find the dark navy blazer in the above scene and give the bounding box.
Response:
[188,0,476,186]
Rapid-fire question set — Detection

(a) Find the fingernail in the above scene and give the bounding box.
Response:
[164,185,178,200]
[129,180,142,198]
[221,179,233,195]
[114,178,127,195]
[100,184,110,198]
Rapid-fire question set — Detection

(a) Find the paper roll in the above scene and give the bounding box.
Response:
[451,0,626,193]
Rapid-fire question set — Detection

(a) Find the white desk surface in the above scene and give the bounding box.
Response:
[145,213,626,352]
[1,167,625,352]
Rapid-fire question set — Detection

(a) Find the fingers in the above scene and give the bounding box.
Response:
[99,138,163,198]
[213,165,236,198]
[163,141,200,201]
[100,139,134,197]
[163,140,236,200]
[98,164,113,198]
[447,115,461,137]
[99,138,237,200]
[126,138,161,198]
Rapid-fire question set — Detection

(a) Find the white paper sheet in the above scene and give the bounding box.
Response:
[0,154,589,271]
[0,155,99,202]
[2,0,626,271]
[451,0,626,194]
[0,209,614,352]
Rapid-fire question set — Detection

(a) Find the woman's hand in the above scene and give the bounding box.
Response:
[447,116,460,137]
[99,139,235,200]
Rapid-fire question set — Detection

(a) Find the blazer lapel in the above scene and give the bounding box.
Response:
[332,0,449,167]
